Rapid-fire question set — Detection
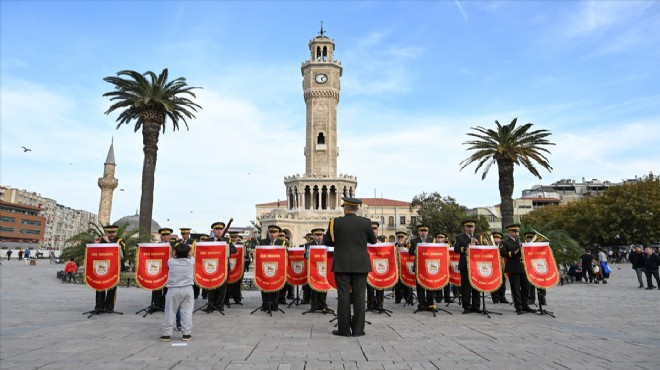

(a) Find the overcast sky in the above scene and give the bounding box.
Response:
[2,1,658,233]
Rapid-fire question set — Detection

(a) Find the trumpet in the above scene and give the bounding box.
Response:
[480,231,496,246]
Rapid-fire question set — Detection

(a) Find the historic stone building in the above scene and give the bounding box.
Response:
[98,139,118,226]
[256,29,416,244]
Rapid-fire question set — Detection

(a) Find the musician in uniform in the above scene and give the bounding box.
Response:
[409,224,436,311]
[259,225,287,311]
[500,224,536,314]
[323,197,376,336]
[300,233,313,304]
[366,221,387,311]
[205,222,234,311]
[225,231,243,304]
[96,224,126,312]
[276,231,293,304]
[434,233,453,304]
[305,228,329,311]
[454,220,481,313]
[490,231,510,304]
[394,231,412,304]
[525,231,547,305]
[151,228,174,310]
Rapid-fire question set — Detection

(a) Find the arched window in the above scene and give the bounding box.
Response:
[317,132,325,144]
[388,216,395,228]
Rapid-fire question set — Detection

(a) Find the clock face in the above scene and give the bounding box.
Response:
[315,73,328,84]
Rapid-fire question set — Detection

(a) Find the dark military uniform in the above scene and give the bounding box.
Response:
[206,233,235,311]
[224,233,242,304]
[323,198,377,337]
[366,222,387,310]
[500,224,534,314]
[394,232,412,304]
[96,225,126,312]
[490,232,509,304]
[408,233,436,311]
[258,232,287,310]
[151,228,174,310]
[304,232,328,310]
[454,224,481,313]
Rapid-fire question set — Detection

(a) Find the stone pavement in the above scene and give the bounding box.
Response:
[1,260,658,370]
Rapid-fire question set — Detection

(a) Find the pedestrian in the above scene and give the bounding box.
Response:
[161,242,195,342]
[6,249,12,260]
[580,249,594,283]
[642,247,660,290]
[629,245,646,288]
[63,257,78,283]
[598,249,609,284]
[18,249,23,261]
[323,197,377,337]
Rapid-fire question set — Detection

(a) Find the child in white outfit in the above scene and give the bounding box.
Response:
[161,243,194,341]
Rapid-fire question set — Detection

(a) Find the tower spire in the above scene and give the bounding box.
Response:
[319,21,325,37]
[98,139,118,226]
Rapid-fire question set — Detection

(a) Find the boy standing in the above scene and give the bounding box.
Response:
[161,243,195,342]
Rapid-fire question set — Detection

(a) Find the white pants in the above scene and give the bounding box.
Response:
[162,286,193,336]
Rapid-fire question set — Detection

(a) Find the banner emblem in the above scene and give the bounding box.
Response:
[406,262,414,275]
[204,259,219,274]
[477,261,493,278]
[292,261,304,274]
[451,261,460,273]
[317,261,327,277]
[146,259,161,276]
[374,259,388,274]
[263,262,278,277]
[426,259,439,275]
[229,258,236,271]
[94,260,110,276]
[532,258,548,274]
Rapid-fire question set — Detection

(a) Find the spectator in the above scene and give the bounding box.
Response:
[642,247,660,290]
[567,261,579,283]
[6,249,12,260]
[161,243,194,342]
[629,245,646,288]
[598,249,609,284]
[580,249,594,283]
[63,257,78,283]
[17,250,23,261]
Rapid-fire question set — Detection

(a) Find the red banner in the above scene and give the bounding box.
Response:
[254,245,287,292]
[135,243,170,290]
[85,243,121,291]
[194,242,229,289]
[398,249,416,288]
[367,243,398,289]
[449,247,461,286]
[228,245,244,284]
[468,245,503,292]
[286,247,307,286]
[308,246,332,292]
[522,242,559,289]
[327,247,337,289]
[416,243,450,290]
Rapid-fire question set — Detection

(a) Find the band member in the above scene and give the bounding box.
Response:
[301,233,313,304]
[277,231,293,304]
[454,220,481,313]
[525,232,546,305]
[500,224,535,314]
[205,222,234,311]
[409,224,435,311]
[434,233,453,304]
[259,225,287,311]
[490,231,510,304]
[394,231,412,304]
[367,222,387,311]
[305,228,329,311]
[225,231,243,304]
[323,197,377,337]
[152,228,174,310]
[96,224,126,312]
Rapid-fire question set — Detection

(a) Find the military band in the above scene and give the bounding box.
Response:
[95,224,126,312]
[455,220,482,314]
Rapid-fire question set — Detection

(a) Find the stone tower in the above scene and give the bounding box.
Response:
[259,27,358,242]
[97,139,118,226]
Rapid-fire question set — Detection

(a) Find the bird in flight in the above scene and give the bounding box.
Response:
[22,146,31,152]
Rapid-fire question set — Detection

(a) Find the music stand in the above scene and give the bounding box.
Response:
[135,304,163,317]
[402,291,416,308]
[194,301,225,315]
[536,300,555,318]
[82,308,123,319]
[477,292,502,318]
[250,301,285,316]
[288,285,304,308]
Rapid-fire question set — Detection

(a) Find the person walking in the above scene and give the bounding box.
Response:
[323,197,377,337]
[580,250,595,283]
[642,247,660,290]
[629,245,646,288]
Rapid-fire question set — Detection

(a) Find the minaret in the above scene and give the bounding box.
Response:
[97,139,118,226]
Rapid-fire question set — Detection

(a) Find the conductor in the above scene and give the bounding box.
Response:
[323,197,377,337]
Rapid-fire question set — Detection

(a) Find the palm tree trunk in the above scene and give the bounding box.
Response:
[498,159,515,229]
[139,120,160,240]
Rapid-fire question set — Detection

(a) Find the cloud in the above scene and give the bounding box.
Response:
[454,0,468,23]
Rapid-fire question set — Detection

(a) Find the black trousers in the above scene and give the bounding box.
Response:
[208,283,227,309]
[261,291,279,309]
[645,269,660,288]
[491,274,507,302]
[394,281,411,303]
[508,272,530,310]
[416,285,433,309]
[335,273,367,336]
[460,269,481,310]
[310,290,328,310]
[95,287,116,311]
[224,281,241,303]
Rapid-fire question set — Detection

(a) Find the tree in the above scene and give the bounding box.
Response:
[409,192,489,240]
[103,69,201,239]
[460,118,554,229]
[521,222,582,266]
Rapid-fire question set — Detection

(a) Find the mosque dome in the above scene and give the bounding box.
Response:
[113,213,161,233]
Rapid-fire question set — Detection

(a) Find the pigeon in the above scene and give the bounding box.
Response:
[22,146,31,152]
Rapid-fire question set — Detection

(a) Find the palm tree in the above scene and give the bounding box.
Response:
[103,69,201,239]
[460,118,554,229]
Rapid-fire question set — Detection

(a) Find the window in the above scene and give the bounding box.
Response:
[388,216,395,228]
[317,133,325,144]
[20,229,40,235]
[0,216,15,223]
[411,216,417,225]
[21,219,41,226]
[400,216,406,225]
[0,226,14,232]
